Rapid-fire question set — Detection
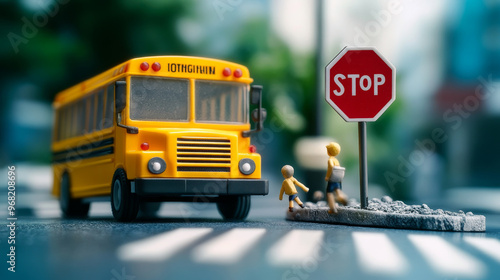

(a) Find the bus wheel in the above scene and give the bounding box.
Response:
[59,173,90,218]
[111,169,139,222]
[216,195,251,221]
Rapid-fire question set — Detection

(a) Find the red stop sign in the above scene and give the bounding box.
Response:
[325,47,396,122]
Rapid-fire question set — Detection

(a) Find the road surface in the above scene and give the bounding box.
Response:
[1,165,500,280]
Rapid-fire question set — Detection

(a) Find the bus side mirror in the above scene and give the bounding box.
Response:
[250,85,262,105]
[251,108,267,123]
[115,81,126,113]
[243,85,265,138]
[114,80,138,134]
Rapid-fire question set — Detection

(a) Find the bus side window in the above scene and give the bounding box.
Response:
[64,105,71,140]
[104,84,114,128]
[61,106,67,140]
[71,103,78,138]
[77,99,84,136]
[54,109,59,141]
[86,94,95,134]
[68,102,78,138]
[57,108,63,141]
[96,89,104,131]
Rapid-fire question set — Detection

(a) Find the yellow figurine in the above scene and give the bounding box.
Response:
[279,165,309,212]
[325,142,348,214]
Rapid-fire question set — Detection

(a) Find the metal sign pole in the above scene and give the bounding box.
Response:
[358,121,368,209]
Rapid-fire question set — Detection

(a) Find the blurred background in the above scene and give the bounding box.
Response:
[1,0,500,210]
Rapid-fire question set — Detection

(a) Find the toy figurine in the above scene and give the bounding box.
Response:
[325,142,348,214]
[279,165,309,212]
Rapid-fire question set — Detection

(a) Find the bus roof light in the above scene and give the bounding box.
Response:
[234,69,242,78]
[152,62,161,72]
[222,67,231,77]
[140,62,149,71]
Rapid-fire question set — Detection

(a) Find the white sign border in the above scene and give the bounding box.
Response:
[325,46,396,122]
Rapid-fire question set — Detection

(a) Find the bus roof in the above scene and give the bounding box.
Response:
[54,56,253,106]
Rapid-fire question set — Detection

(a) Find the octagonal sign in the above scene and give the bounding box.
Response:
[325,47,396,122]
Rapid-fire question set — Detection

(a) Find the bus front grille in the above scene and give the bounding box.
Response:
[176,137,231,172]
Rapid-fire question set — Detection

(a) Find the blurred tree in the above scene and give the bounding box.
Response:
[0,0,194,163]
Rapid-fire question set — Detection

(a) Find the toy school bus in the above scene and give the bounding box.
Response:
[52,56,268,222]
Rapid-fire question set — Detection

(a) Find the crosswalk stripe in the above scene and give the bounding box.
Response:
[33,201,61,219]
[266,229,324,266]
[32,201,112,219]
[352,232,408,275]
[192,228,266,264]
[88,202,112,216]
[464,236,500,263]
[409,234,485,278]
[117,228,213,262]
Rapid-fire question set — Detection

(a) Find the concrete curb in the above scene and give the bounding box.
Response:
[286,206,486,232]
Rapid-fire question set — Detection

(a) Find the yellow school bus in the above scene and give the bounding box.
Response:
[52,56,268,221]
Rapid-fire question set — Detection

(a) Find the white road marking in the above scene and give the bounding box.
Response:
[464,236,500,263]
[266,229,324,266]
[192,228,266,264]
[33,201,61,219]
[1,164,53,191]
[117,228,213,262]
[352,232,408,275]
[409,234,485,278]
[89,202,112,216]
[33,201,111,219]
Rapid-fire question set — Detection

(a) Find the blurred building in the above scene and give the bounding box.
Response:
[434,0,500,191]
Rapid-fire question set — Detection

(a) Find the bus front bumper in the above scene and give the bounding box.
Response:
[133,178,269,197]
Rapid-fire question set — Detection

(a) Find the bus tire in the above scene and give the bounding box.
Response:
[111,169,139,222]
[60,172,90,218]
[216,195,251,221]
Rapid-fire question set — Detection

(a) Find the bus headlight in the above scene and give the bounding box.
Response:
[148,157,166,174]
[239,158,255,175]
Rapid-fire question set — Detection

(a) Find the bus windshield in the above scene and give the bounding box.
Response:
[130,76,247,124]
[195,80,247,124]
[130,76,190,121]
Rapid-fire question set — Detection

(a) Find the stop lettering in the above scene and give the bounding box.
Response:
[332,74,386,96]
[325,47,396,122]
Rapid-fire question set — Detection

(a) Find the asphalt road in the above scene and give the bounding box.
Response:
[1,166,500,280]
